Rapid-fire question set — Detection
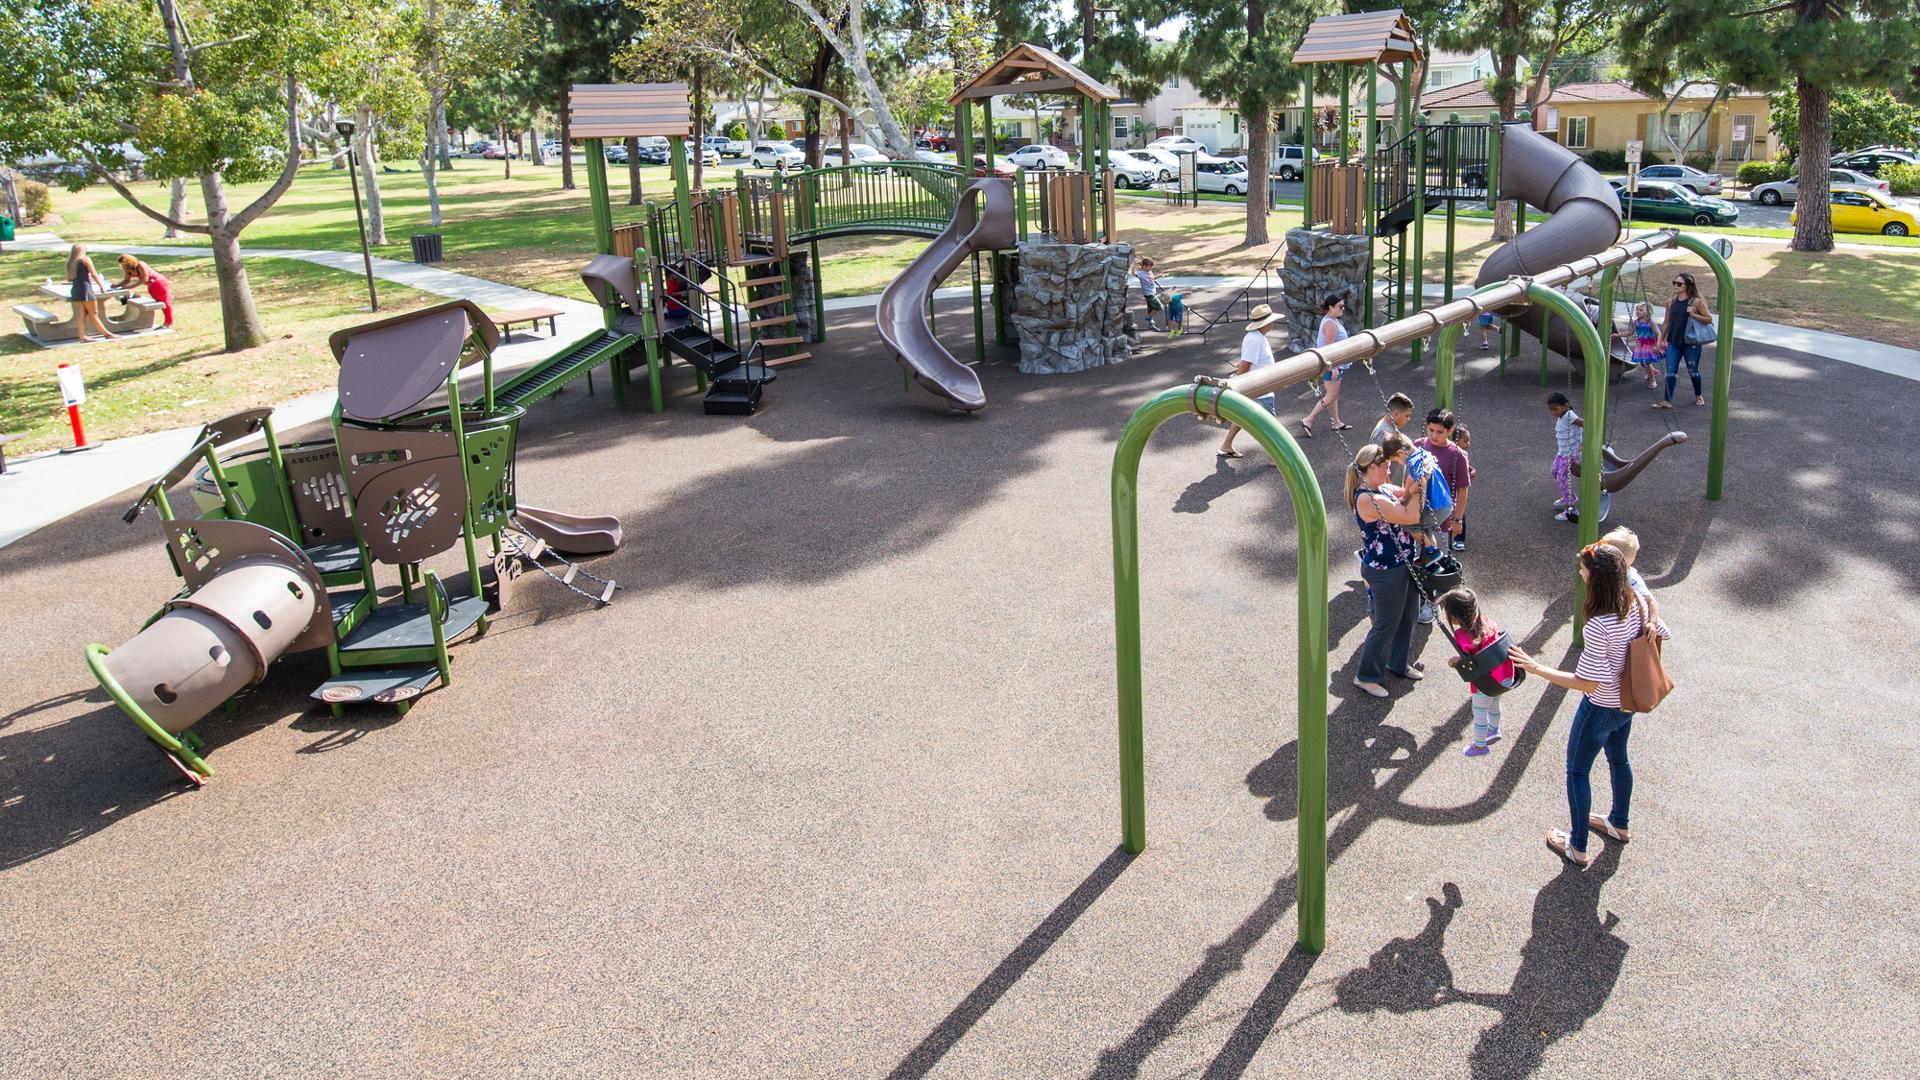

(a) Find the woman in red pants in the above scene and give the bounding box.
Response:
[112,255,173,328]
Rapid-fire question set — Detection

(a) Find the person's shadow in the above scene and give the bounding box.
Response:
[1334,844,1627,1079]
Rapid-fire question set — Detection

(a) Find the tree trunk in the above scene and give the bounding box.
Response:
[1790,76,1832,252]
[693,65,706,189]
[422,108,443,227]
[1242,0,1269,245]
[0,169,20,225]
[357,112,388,246]
[164,178,187,237]
[500,124,511,179]
[626,137,643,205]
[200,173,270,350]
[559,89,575,190]
[436,98,453,169]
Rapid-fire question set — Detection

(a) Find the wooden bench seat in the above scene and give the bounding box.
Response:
[489,306,566,341]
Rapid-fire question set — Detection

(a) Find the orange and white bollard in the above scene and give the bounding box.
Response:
[57,362,93,453]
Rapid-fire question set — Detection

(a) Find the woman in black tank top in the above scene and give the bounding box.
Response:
[66,244,116,342]
[1655,271,1709,409]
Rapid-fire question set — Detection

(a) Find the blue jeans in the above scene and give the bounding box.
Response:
[1663,341,1703,402]
[1566,696,1634,853]
[1356,563,1418,683]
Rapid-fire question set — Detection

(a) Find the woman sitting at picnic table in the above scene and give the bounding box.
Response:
[111,255,173,329]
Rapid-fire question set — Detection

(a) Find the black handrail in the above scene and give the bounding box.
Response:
[1197,242,1287,340]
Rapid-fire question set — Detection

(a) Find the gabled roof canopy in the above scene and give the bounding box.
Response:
[948,43,1121,104]
[568,83,692,139]
[1290,9,1424,67]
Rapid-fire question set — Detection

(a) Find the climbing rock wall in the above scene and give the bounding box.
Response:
[1281,227,1367,352]
[785,252,817,342]
[1010,239,1135,375]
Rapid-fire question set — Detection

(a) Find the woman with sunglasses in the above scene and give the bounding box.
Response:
[1346,436,1428,698]
[1656,272,1712,409]
[1508,544,1670,869]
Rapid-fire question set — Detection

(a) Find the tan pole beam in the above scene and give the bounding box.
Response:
[1222,231,1676,401]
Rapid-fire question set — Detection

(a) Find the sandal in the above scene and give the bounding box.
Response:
[1217,449,1243,459]
[1693,396,1706,406]
[1298,419,1313,439]
[1332,423,1353,431]
[1351,678,1389,699]
[1546,830,1593,868]
[1650,401,1673,410]
[1587,814,1630,843]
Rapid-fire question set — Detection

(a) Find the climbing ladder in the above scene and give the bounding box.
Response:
[724,181,810,367]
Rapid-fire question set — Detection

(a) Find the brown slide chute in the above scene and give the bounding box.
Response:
[875,177,1018,411]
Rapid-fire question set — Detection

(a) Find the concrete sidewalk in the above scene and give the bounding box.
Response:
[1,232,604,549]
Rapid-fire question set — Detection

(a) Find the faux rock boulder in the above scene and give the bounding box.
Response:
[1282,227,1368,352]
[1010,239,1135,375]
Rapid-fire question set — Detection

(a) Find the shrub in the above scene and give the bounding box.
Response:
[1583,149,1628,172]
[1883,162,1920,197]
[1683,150,1716,172]
[724,121,748,142]
[1736,160,1787,187]
[20,178,50,224]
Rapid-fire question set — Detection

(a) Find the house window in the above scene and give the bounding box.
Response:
[1564,116,1589,149]
[1165,74,1179,90]
[1173,115,1184,135]
[1114,116,1129,141]
[1232,114,1240,134]
[1427,69,1447,88]
[1275,112,1289,133]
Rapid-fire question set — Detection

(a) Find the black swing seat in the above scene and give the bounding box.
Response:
[1450,629,1527,698]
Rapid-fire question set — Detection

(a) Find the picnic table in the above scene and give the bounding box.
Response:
[489,306,566,342]
[40,281,133,303]
[17,280,165,342]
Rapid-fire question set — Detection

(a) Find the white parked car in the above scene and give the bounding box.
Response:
[1106,151,1159,188]
[1272,144,1315,180]
[1124,147,1179,180]
[1149,135,1206,154]
[820,143,890,166]
[1006,143,1072,170]
[1749,167,1888,205]
[1636,163,1723,195]
[751,143,805,169]
[1192,155,1251,195]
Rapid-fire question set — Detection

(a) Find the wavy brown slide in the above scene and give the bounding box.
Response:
[515,505,623,555]
[876,177,1019,411]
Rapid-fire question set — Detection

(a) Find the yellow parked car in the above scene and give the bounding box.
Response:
[1792,188,1918,236]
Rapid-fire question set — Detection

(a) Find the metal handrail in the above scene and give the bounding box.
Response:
[1197,241,1288,340]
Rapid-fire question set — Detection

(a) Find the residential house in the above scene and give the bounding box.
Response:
[1418,80,1777,168]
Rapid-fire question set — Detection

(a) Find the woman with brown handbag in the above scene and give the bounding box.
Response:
[1509,544,1669,869]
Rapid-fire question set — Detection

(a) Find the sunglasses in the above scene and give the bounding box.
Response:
[1672,280,1686,287]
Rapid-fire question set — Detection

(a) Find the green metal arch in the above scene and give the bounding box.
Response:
[1111,385,1330,953]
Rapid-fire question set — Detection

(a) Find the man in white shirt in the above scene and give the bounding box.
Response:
[1217,304,1286,458]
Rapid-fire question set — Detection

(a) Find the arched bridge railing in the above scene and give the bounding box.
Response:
[784,161,970,244]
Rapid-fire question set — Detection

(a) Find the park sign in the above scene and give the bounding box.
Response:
[1625,140,1643,166]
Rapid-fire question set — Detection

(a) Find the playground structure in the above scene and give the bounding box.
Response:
[1111,8,1738,956]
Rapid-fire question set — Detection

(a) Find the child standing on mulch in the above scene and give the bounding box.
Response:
[1547,391,1583,522]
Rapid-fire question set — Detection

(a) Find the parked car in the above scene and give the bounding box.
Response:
[1272,144,1315,181]
[635,143,668,165]
[1829,149,1920,176]
[541,139,564,157]
[1793,188,1916,236]
[703,136,734,158]
[820,143,889,166]
[751,143,806,169]
[1635,163,1722,195]
[972,156,1018,178]
[1192,155,1251,195]
[724,136,749,156]
[912,149,951,165]
[1006,143,1072,170]
[603,142,628,164]
[480,144,516,160]
[1106,152,1160,189]
[1149,135,1206,154]
[1749,167,1887,206]
[467,140,495,158]
[1610,179,1739,226]
[692,143,720,167]
[1127,147,1180,180]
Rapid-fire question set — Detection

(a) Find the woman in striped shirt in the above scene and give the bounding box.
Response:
[1509,544,1670,869]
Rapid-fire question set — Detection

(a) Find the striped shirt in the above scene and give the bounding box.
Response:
[1575,600,1671,709]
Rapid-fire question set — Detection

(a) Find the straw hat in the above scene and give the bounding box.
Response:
[1245,303,1284,331]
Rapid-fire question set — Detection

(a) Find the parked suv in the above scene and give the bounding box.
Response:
[1193,156,1251,195]
[1006,143,1072,170]
[1272,144,1314,181]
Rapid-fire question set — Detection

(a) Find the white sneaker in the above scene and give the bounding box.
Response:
[1417,602,1436,625]
[1352,678,1389,698]
[1552,497,1570,510]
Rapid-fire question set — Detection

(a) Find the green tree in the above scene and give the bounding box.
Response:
[1770,87,1920,162]
[1,0,346,350]
[1111,0,1315,245]
[1617,0,1920,251]
[417,0,525,220]
[309,0,427,245]
[527,0,650,193]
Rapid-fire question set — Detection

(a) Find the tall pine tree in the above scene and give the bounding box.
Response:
[1618,0,1920,251]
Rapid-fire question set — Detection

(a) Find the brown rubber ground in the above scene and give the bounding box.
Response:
[2,291,1914,1077]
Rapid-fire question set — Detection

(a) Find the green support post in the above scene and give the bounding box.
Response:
[1340,68,1350,161]
[1014,165,1028,239]
[1671,232,1737,501]
[982,98,995,173]
[1411,116,1426,364]
[1111,385,1329,954]
[585,138,615,255]
[1301,63,1315,228]
[1363,61,1378,327]
[1444,114,1459,305]
[1485,113,1501,212]
[1524,284,1609,644]
[636,244,663,413]
[670,135,694,261]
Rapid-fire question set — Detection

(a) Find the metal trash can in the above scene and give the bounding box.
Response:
[409,232,442,263]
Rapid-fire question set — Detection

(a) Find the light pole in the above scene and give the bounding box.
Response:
[336,119,379,312]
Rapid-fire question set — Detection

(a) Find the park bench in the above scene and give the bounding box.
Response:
[489,306,565,342]
[14,302,64,339]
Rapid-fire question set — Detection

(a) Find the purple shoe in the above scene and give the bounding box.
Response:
[1486,730,1502,745]
[1464,744,1490,757]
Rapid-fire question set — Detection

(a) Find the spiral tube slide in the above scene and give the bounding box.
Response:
[1473,122,1624,357]
[875,177,1017,411]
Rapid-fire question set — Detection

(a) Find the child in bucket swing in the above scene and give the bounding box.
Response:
[1439,587,1516,756]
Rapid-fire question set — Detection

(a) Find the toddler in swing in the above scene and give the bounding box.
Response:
[1630,302,1663,389]
[1439,588,1514,756]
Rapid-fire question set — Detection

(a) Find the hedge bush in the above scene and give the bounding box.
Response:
[1583,149,1628,172]
[1736,160,1789,187]
[1884,162,1920,197]
[20,178,50,225]
[1683,151,1716,172]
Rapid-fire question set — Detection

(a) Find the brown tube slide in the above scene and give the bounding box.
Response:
[876,177,1017,411]
[1473,121,1624,358]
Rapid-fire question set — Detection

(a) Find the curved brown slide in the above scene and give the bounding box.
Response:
[876,177,1018,411]
[1473,121,1624,359]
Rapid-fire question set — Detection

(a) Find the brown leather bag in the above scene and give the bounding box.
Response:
[1618,594,1673,712]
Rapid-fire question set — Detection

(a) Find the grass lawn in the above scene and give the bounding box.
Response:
[0,252,434,454]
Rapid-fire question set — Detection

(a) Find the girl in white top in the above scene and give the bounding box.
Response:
[1511,544,1671,868]
[1300,293,1354,437]
[1217,304,1286,458]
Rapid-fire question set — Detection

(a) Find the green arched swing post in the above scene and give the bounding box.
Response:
[1111,387,1331,954]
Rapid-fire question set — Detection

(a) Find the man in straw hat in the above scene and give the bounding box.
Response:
[1217,303,1287,459]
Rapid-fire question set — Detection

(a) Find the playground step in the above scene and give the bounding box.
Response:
[743,274,788,288]
[744,294,793,310]
[754,336,806,348]
[328,588,370,627]
[311,665,442,707]
[661,325,742,377]
[766,351,812,367]
[337,595,488,654]
[748,314,796,329]
[305,540,363,578]
[734,254,781,267]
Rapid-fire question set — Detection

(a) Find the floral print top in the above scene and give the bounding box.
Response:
[1352,487,1411,570]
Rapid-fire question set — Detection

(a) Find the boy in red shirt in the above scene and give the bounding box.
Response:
[1415,408,1471,553]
